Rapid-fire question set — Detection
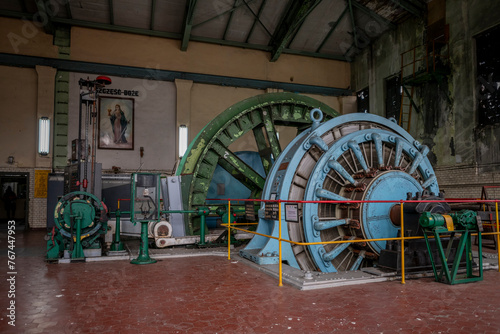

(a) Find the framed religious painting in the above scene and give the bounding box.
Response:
[98,97,134,150]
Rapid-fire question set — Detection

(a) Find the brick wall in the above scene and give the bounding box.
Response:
[434,164,500,199]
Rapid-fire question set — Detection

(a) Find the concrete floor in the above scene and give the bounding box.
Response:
[1,229,500,333]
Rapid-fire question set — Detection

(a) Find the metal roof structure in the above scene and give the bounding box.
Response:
[0,0,426,62]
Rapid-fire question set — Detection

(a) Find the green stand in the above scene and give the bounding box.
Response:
[110,210,124,251]
[131,221,157,265]
[197,207,210,246]
[423,227,483,285]
[71,217,85,260]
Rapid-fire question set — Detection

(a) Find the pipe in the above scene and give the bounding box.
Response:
[199,213,206,246]
[110,209,124,251]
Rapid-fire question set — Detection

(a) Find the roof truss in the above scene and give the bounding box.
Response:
[269,0,322,62]
[0,0,422,62]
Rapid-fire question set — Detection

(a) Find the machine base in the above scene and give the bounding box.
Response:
[239,248,280,265]
[63,248,102,259]
[235,251,497,290]
[130,257,157,265]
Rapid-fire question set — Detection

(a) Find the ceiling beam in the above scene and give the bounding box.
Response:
[0,11,351,62]
[150,0,156,30]
[242,0,272,38]
[316,6,348,53]
[193,0,252,29]
[283,48,348,62]
[389,0,425,18]
[350,1,396,30]
[189,35,270,51]
[286,7,312,48]
[34,0,55,34]
[181,0,198,51]
[245,0,267,43]
[52,17,180,39]
[342,43,356,60]
[347,0,359,49]
[18,0,27,13]
[223,0,238,40]
[0,52,353,96]
[187,35,348,61]
[108,0,114,25]
[65,0,72,19]
[0,9,31,20]
[269,0,322,62]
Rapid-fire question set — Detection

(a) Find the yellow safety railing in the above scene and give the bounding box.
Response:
[222,199,500,287]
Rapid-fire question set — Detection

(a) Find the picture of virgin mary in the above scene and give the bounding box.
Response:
[99,97,134,150]
[110,104,129,144]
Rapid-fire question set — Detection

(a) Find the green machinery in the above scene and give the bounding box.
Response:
[130,173,161,264]
[47,191,109,261]
[175,92,339,236]
[419,210,483,284]
[47,76,111,261]
[47,93,342,260]
[128,172,213,263]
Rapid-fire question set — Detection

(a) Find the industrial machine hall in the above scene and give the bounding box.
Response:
[2,0,500,333]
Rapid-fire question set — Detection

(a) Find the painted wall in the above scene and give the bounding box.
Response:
[0,65,52,229]
[350,0,500,197]
[0,66,38,168]
[67,73,177,172]
[0,18,58,57]
[69,27,350,89]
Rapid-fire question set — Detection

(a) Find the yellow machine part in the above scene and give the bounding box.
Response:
[443,215,454,231]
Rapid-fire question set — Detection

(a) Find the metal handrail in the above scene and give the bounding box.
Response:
[401,39,449,77]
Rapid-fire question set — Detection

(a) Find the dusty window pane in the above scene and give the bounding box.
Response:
[357,88,369,113]
[476,25,500,126]
[386,75,402,122]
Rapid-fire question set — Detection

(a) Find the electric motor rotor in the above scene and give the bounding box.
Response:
[241,110,439,273]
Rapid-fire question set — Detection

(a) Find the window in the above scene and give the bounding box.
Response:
[385,75,402,123]
[356,88,369,113]
[476,25,500,126]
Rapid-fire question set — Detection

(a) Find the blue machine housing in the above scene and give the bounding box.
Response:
[206,151,266,228]
[207,151,266,203]
[240,111,439,273]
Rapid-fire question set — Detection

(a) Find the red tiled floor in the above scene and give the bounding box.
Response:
[1,230,500,333]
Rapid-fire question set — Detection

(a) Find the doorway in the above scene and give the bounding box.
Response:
[0,172,29,229]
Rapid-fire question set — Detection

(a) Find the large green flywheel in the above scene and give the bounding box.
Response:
[176,92,339,235]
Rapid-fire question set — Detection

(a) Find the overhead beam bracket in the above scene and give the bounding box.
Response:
[181,0,198,51]
[389,0,426,18]
[269,0,322,62]
[108,0,114,25]
[34,0,55,34]
[351,1,396,30]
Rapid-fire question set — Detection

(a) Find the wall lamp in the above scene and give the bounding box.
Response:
[38,117,50,156]
[179,125,188,158]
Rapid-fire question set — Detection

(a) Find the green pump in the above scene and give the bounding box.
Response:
[47,191,109,261]
[419,210,483,285]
